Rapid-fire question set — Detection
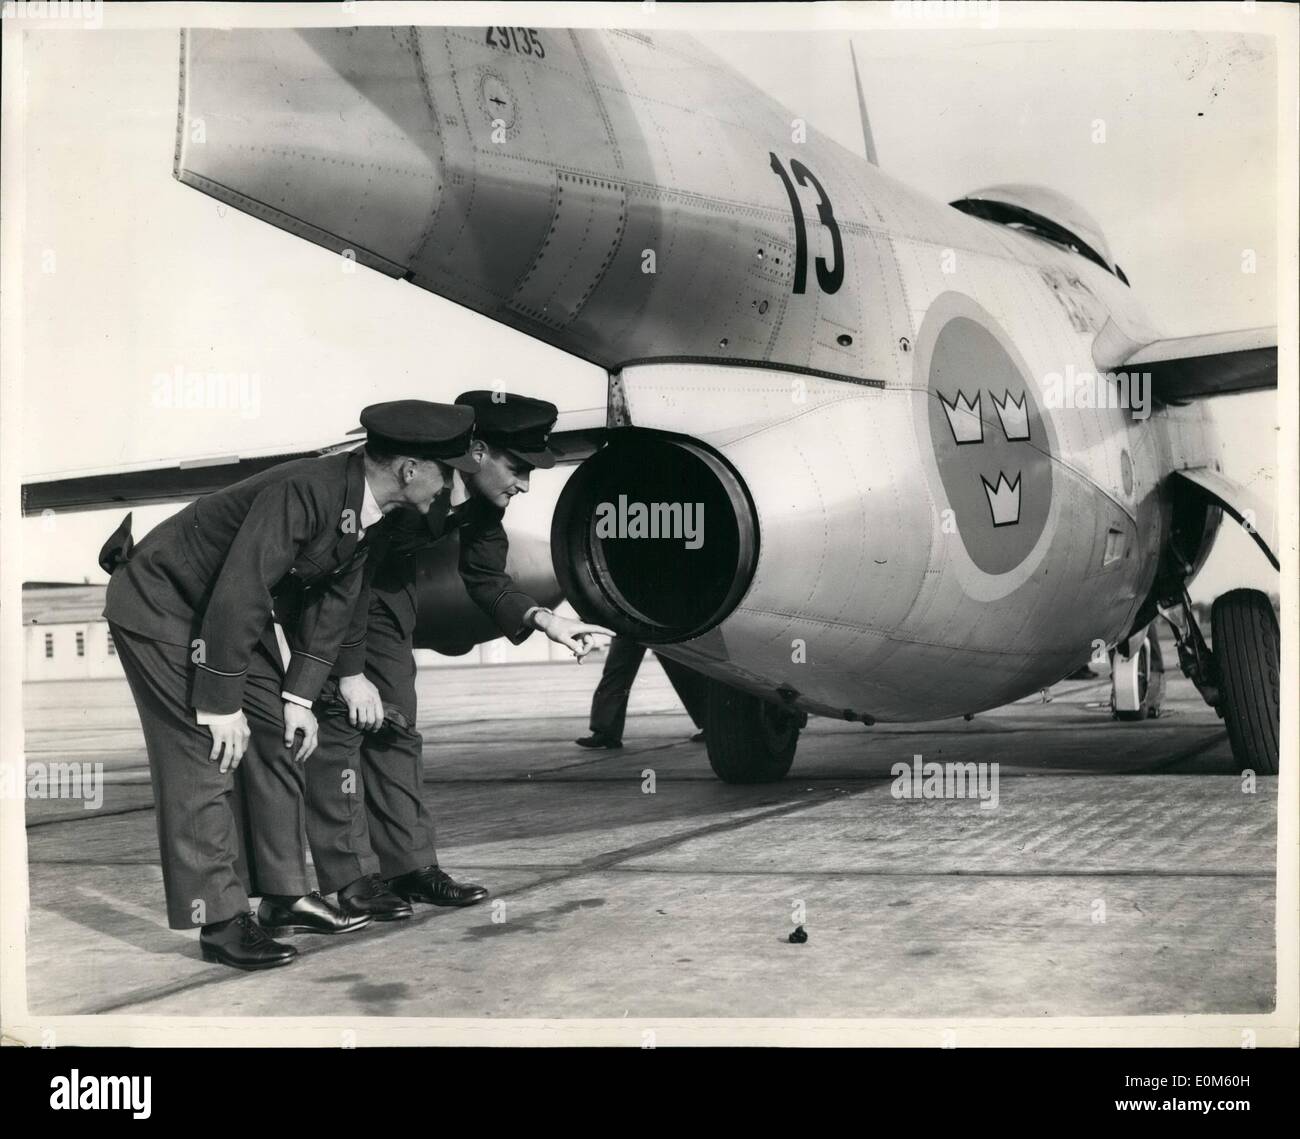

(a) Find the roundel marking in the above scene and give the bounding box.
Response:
[926,314,1053,575]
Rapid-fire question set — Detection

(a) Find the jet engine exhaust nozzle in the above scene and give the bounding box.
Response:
[551,432,759,643]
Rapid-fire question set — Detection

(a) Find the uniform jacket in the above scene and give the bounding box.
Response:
[103,450,371,714]
[367,491,540,646]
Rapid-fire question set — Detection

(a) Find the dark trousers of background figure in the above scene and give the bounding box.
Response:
[587,635,708,742]
[305,714,438,895]
[305,601,438,895]
[110,624,311,930]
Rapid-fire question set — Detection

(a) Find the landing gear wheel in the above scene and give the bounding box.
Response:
[703,683,800,783]
[1212,589,1280,775]
[1111,629,1164,721]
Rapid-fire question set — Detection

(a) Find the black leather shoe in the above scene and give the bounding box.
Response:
[339,873,414,922]
[257,891,373,936]
[575,733,623,749]
[200,913,297,971]
[387,865,489,908]
[690,731,706,743]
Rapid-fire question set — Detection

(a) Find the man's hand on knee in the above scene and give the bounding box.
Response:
[338,673,385,732]
[283,702,319,762]
[205,711,251,773]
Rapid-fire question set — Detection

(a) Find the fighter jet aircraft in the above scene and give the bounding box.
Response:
[23,26,1281,781]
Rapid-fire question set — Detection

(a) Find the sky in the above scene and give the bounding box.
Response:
[12,19,1281,599]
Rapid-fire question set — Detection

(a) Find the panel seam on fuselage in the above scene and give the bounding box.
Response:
[615,355,887,387]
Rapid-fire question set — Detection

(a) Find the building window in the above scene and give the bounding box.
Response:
[106,630,116,656]
[75,631,85,658]
[44,633,54,659]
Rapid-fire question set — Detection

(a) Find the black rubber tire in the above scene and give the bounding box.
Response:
[1212,589,1280,775]
[703,682,799,784]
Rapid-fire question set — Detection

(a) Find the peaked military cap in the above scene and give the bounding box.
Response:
[360,400,479,472]
[455,390,559,470]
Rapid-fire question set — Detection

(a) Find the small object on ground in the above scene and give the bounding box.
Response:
[788,925,808,944]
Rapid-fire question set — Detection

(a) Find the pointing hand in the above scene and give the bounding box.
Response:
[536,612,615,661]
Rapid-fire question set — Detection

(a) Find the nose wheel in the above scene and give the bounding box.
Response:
[1110,625,1165,721]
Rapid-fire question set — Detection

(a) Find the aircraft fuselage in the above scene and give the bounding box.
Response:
[174,26,1221,720]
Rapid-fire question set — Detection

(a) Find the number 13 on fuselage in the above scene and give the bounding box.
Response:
[769,152,844,296]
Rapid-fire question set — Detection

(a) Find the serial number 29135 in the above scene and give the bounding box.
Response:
[485,27,545,59]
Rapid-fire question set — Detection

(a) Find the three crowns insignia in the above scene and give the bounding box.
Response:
[939,387,1030,526]
[980,472,1021,527]
[939,390,983,444]
[991,391,1029,440]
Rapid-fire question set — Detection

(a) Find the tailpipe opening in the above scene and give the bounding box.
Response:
[551,431,758,643]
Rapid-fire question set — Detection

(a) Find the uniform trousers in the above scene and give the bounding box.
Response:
[110,623,311,929]
[305,601,438,895]
[305,716,438,894]
[588,635,709,741]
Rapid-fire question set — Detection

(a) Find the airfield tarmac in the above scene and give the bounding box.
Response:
[20,653,1277,1020]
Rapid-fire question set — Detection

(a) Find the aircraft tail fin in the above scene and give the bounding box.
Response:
[850,42,878,165]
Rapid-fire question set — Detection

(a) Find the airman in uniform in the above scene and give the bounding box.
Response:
[101,400,478,969]
[305,391,613,919]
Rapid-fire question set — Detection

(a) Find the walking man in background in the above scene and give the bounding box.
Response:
[576,635,709,750]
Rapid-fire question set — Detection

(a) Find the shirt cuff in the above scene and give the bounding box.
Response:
[282,691,314,709]
[196,709,243,727]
